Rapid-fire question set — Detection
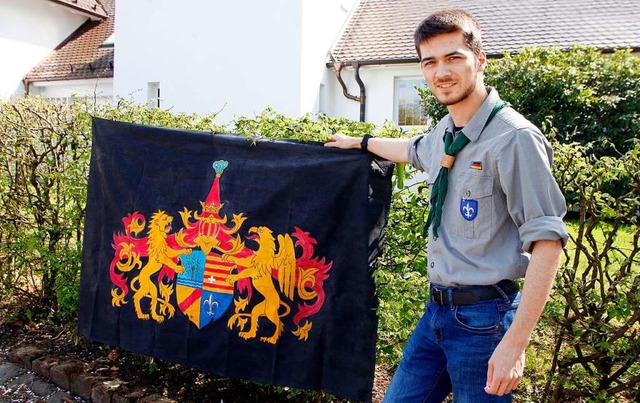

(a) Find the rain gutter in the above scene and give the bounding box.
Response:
[330,58,418,122]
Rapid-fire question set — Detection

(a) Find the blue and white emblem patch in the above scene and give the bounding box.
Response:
[460,199,478,221]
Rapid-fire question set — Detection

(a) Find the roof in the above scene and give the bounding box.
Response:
[25,0,114,83]
[331,0,640,64]
[48,0,108,20]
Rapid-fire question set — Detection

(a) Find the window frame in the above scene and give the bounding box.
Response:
[393,76,428,128]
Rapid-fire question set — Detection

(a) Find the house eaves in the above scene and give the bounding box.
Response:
[47,0,108,21]
[330,0,640,64]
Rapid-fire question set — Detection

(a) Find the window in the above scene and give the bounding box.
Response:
[394,77,427,126]
[147,82,161,108]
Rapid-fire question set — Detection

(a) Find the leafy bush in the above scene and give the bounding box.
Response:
[419,47,640,156]
[538,139,640,402]
[0,98,89,318]
[233,106,376,142]
[374,172,429,364]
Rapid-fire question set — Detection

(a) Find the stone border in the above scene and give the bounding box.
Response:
[6,346,177,402]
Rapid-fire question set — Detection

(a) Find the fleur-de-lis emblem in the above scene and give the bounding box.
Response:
[463,203,475,219]
[203,294,219,316]
[460,199,478,221]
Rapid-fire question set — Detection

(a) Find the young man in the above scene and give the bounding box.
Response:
[325,9,568,402]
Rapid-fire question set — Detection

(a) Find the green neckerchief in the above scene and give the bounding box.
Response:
[423,100,509,239]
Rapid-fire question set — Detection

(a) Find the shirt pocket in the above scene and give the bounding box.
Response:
[451,173,494,239]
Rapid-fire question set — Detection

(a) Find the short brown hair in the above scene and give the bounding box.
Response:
[414,9,483,58]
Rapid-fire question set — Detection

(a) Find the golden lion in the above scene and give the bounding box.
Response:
[224,226,296,344]
[131,211,191,323]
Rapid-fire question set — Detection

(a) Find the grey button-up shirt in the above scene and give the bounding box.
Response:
[408,88,568,286]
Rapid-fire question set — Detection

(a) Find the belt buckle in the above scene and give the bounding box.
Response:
[432,287,445,305]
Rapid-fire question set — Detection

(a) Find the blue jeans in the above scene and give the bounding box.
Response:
[383,285,521,402]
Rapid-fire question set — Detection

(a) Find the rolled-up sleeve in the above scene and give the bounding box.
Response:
[497,128,569,253]
[407,134,430,171]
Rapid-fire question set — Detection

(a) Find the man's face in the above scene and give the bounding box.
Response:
[418,31,486,107]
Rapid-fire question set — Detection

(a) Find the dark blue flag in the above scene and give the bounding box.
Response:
[78,118,393,401]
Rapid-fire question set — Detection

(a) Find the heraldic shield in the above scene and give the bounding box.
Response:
[176,250,235,328]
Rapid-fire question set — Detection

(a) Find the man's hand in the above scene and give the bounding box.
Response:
[484,338,526,396]
[484,239,563,396]
[324,133,362,149]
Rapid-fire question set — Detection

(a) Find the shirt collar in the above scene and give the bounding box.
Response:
[443,87,501,143]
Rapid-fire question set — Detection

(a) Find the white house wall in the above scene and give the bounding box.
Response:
[300,0,356,115]
[323,63,423,126]
[115,0,354,124]
[0,0,88,100]
[30,78,113,103]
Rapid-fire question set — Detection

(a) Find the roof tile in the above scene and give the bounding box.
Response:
[331,0,640,63]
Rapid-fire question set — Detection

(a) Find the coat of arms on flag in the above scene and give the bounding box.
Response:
[79,118,393,401]
[109,159,331,343]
